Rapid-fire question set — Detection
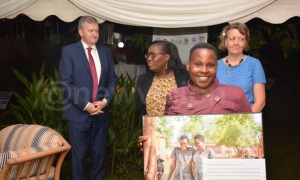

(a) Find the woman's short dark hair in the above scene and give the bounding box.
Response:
[189,43,218,61]
[150,40,186,74]
[218,22,250,51]
[194,134,205,142]
[179,135,189,143]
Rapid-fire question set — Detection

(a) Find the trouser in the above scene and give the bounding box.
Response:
[68,117,109,180]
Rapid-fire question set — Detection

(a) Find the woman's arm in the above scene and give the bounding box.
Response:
[192,161,195,177]
[252,83,266,112]
[138,136,148,152]
[167,157,176,180]
[208,148,216,159]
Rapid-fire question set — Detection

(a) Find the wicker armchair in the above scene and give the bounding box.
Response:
[0,124,71,180]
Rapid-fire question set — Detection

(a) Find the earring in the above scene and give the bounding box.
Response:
[166,63,168,69]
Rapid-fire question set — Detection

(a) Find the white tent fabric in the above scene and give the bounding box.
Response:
[1,0,299,27]
[0,0,36,18]
[232,0,300,24]
[69,0,275,27]
[1,0,105,23]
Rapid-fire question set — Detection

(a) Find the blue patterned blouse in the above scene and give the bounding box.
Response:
[216,56,266,106]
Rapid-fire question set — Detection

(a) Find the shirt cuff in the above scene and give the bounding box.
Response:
[84,102,90,111]
[103,98,108,106]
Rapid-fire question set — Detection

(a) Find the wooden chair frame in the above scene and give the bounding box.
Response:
[0,128,71,180]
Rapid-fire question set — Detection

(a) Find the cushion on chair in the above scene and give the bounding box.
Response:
[0,144,60,179]
[0,124,65,179]
[0,124,63,152]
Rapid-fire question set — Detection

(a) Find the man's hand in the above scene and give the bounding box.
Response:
[138,136,148,152]
[85,102,104,115]
[93,100,107,109]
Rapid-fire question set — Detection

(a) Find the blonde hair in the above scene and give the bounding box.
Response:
[218,22,250,51]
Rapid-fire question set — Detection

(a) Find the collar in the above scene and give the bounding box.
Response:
[187,77,219,94]
[81,40,96,50]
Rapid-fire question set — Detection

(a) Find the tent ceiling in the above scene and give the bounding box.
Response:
[1,0,299,27]
[1,0,105,23]
[231,0,300,24]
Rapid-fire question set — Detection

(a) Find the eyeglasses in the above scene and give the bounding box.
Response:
[145,52,166,59]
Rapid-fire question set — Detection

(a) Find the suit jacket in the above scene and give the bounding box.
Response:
[136,70,190,115]
[59,41,117,123]
[164,78,252,115]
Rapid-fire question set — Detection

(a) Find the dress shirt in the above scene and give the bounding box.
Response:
[81,41,102,110]
[81,40,101,81]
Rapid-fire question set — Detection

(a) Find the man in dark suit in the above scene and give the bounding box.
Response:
[59,16,117,180]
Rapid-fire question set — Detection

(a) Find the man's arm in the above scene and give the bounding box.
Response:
[59,46,90,110]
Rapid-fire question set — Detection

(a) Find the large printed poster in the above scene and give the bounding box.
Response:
[142,113,266,180]
[152,33,207,65]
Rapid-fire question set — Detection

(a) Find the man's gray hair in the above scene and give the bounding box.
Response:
[78,16,98,29]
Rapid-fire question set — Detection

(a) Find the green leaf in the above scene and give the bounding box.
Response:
[12,68,30,89]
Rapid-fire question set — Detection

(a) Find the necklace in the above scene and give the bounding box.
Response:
[225,56,244,78]
[225,57,244,67]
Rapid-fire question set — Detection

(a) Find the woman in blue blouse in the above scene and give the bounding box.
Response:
[217,22,266,112]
